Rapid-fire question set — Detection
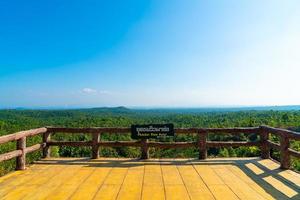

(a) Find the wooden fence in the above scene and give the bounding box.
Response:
[0,126,300,171]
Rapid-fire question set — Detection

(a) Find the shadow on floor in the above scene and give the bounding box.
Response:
[35,157,300,200]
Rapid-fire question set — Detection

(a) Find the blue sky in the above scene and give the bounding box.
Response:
[1,0,300,108]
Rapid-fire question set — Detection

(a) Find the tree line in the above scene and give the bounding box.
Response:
[0,108,300,175]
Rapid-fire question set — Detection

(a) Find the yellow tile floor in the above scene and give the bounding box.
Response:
[0,157,299,200]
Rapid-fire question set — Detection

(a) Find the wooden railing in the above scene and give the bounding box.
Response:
[0,126,300,171]
[0,128,47,170]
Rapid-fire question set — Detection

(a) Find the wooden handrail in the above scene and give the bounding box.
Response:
[260,125,300,140]
[0,127,47,170]
[260,125,300,169]
[0,150,22,162]
[46,127,259,134]
[0,128,47,144]
[1,126,300,171]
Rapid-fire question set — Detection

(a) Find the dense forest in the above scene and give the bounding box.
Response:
[1,107,300,176]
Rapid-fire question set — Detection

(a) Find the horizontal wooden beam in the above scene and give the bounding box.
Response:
[46,127,259,135]
[48,127,197,134]
[47,141,142,148]
[177,127,259,134]
[47,141,93,146]
[46,127,130,133]
[288,148,300,159]
[99,141,141,147]
[25,143,45,154]
[207,141,260,147]
[46,140,261,148]
[0,150,22,162]
[175,128,199,134]
[267,140,280,150]
[0,128,47,144]
[204,127,260,134]
[2,126,300,172]
[148,141,197,148]
[261,126,300,140]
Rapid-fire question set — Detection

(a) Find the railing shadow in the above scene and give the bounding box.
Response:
[235,158,300,200]
[34,157,300,199]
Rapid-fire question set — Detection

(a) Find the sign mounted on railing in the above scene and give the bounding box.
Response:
[131,124,175,139]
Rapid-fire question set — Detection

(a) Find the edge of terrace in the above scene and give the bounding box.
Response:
[0,126,300,172]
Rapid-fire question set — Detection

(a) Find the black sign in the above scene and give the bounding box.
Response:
[131,124,174,139]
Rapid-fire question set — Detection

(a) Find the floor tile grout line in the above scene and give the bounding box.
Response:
[0,164,54,188]
[91,160,118,200]
[3,158,296,200]
[250,160,300,191]
[159,158,167,200]
[67,166,99,200]
[115,159,130,200]
[234,163,292,200]
[140,161,146,200]
[20,165,84,200]
[225,165,267,200]
[190,159,217,200]
[0,164,50,185]
[17,165,75,200]
[209,162,242,200]
[174,159,192,200]
[0,164,66,198]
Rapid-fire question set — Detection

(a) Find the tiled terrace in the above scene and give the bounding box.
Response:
[0,157,299,200]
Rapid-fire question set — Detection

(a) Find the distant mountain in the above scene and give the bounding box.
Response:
[77,106,132,114]
[74,105,300,115]
[134,105,300,113]
[1,105,300,113]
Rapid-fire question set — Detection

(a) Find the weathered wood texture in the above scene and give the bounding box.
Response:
[140,139,149,159]
[42,132,51,158]
[16,137,26,170]
[91,133,100,159]
[261,126,297,169]
[25,143,44,154]
[260,128,270,159]
[148,141,197,148]
[204,127,260,133]
[0,127,47,144]
[44,141,260,148]
[261,125,300,140]
[280,134,290,169]
[43,126,300,169]
[47,141,93,146]
[46,127,131,133]
[267,140,281,151]
[46,127,259,134]
[198,130,207,159]
[206,141,260,147]
[289,148,300,159]
[99,141,141,147]
[0,150,22,162]
[1,126,300,171]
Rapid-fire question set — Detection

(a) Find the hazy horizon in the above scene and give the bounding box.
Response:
[2,104,300,111]
[1,1,300,108]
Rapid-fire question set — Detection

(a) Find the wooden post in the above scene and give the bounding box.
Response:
[260,128,270,159]
[42,132,51,158]
[198,130,207,160]
[16,137,26,170]
[280,134,290,169]
[92,133,100,159]
[141,139,149,159]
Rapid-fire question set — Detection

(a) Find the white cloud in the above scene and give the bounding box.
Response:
[81,88,98,94]
[80,88,112,96]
